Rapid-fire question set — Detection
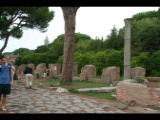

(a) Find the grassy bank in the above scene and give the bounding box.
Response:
[42,79,116,100]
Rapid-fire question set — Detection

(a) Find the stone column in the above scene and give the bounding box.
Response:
[124,18,132,80]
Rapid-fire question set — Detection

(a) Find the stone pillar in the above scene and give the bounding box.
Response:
[124,18,132,80]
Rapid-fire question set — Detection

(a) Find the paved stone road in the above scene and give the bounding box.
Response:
[0,82,126,113]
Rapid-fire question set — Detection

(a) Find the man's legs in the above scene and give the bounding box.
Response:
[26,74,29,88]
[1,94,7,110]
[28,74,33,89]
[43,73,46,80]
[0,84,11,111]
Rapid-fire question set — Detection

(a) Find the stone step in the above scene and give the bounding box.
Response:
[76,87,116,93]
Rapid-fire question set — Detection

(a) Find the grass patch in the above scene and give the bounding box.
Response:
[69,88,116,100]
[133,78,145,83]
[43,79,111,89]
[42,79,60,84]
[96,75,101,78]
[120,76,124,81]
[154,106,160,111]
[42,79,116,100]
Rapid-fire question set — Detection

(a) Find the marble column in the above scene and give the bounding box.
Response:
[124,18,132,80]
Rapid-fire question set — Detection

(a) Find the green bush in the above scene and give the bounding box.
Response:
[74,52,94,74]
[92,51,107,75]
[133,78,145,83]
[106,50,123,75]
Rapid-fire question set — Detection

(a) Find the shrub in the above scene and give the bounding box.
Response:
[133,78,145,83]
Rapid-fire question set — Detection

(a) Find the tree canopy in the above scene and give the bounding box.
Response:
[0,7,54,54]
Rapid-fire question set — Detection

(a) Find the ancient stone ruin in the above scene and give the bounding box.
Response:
[36,63,46,78]
[27,63,35,72]
[80,65,96,81]
[17,64,26,74]
[48,64,61,78]
[131,67,145,79]
[146,77,160,88]
[101,66,120,84]
[16,64,26,79]
[16,62,78,80]
[116,79,160,106]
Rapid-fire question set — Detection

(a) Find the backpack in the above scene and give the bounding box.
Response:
[0,63,11,71]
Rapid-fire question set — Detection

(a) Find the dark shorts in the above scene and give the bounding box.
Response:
[0,84,11,95]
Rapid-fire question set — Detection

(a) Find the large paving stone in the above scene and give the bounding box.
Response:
[77,87,116,92]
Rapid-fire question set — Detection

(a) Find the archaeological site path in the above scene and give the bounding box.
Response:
[0,80,159,113]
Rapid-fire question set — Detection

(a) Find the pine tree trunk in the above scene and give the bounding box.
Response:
[0,35,10,55]
[61,7,79,84]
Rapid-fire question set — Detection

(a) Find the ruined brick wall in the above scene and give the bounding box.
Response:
[131,67,146,78]
[101,66,120,84]
[49,64,61,78]
[27,63,35,73]
[17,64,26,74]
[36,63,46,78]
[116,79,160,106]
[80,65,96,81]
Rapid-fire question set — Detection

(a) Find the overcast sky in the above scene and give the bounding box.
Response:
[1,7,159,53]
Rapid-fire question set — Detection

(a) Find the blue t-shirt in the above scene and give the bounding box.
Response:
[0,64,11,84]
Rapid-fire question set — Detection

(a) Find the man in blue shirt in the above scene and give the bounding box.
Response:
[0,55,14,112]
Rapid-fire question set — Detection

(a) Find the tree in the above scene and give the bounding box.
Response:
[75,39,91,53]
[13,48,32,55]
[138,25,160,53]
[44,36,50,45]
[104,25,123,50]
[0,7,54,55]
[35,45,49,53]
[88,38,103,52]
[131,9,160,56]
[61,7,79,84]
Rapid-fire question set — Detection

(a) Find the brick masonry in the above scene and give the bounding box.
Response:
[116,79,160,106]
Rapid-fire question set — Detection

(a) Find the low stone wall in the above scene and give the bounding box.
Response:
[116,79,160,106]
